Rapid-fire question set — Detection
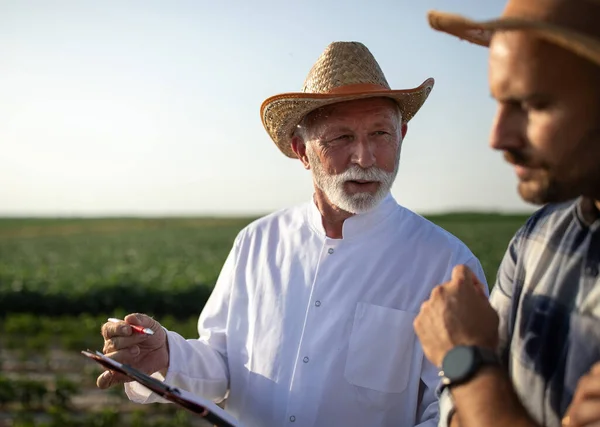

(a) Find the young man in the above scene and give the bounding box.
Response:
[414,1,600,426]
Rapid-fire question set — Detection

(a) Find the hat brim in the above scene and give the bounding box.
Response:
[260,78,435,158]
[427,11,600,66]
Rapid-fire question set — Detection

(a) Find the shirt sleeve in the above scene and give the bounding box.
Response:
[124,229,245,404]
[415,357,443,426]
[489,227,523,363]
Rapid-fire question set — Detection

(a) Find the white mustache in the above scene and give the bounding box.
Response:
[333,166,392,183]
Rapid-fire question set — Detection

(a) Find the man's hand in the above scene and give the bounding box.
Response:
[97,313,169,389]
[414,265,499,367]
[563,362,600,427]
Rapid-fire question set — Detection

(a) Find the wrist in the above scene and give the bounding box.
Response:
[440,345,501,390]
[450,364,503,394]
[449,365,537,427]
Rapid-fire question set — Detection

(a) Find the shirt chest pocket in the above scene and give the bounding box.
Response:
[344,302,417,397]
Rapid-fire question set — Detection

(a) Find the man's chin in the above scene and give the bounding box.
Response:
[337,192,383,214]
[517,181,569,206]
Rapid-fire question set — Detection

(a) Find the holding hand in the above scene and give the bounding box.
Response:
[414,265,499,367]
[97,313,169,389]
[563,362,600,427]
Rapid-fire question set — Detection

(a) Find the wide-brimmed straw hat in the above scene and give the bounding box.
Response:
[427,0,600,67]
[260,41,435,158]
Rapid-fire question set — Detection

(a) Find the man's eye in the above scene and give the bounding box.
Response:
[333,135,352,141]
[374,131,389,136]
[525,100,550,111]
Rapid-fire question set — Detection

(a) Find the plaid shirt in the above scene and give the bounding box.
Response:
[439,197,600,427]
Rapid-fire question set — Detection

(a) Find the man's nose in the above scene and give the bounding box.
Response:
[490,105,525,152]
[351,138,376,169]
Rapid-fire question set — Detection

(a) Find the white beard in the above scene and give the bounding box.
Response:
[306,145,400,214]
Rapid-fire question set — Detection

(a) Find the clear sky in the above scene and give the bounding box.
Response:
[1,0,536,216]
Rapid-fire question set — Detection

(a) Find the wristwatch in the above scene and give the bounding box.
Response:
[440,345,500,388]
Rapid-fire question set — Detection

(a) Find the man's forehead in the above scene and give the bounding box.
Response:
[489,31,594,96]
[304,98,399,125]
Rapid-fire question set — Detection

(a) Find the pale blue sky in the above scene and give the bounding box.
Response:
[0,0,535,216]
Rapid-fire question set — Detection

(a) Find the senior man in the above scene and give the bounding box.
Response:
[98,41,486,427]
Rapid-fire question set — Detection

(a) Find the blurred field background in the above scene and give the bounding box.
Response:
[0,213,529,426]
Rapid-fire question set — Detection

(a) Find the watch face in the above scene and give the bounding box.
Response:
[442,346,476,381]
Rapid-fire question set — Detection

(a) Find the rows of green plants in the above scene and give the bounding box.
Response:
[0,218,255,317]
[0,313,205,426]
[0,284,215,318]
[0,375,79,411]
[0,313,200,354]
[0,374,200,427]
[0,214,528,316]
[9,408,194,427]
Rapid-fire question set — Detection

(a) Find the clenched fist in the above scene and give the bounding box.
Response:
[414,265,499,367]
[97,313,169,389]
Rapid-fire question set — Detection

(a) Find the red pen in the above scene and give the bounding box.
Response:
[107,318,154,335]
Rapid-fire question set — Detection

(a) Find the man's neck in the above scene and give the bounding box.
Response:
[313,189,354,239]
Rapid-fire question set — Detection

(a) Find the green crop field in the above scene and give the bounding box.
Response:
[0,213,531,426]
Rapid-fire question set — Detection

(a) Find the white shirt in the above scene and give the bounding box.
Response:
[125,193,488,427]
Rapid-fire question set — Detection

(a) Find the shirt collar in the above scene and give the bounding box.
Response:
[575,197,600,228]
[306,192,399,239]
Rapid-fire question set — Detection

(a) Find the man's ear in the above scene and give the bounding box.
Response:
[401,122,408,139]
[291,136,311,170]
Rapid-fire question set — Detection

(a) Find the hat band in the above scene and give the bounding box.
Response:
[311,83,391,95]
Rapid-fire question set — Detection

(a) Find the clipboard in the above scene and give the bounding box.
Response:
[81,350,243,427]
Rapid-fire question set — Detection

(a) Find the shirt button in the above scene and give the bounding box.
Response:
[328,248,334,254]
[303,356,309,363]
[586,265,599,277]
[315,300,321,307]
[289,416,296,422]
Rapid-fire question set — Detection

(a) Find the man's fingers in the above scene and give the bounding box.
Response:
[102,347,141,365]
[429,284,445,300]
[103,335,147,354]
[96,370,129,389]
[125,313,161,332]
[101,321,133,339]
[577,373,600,400]
[96,348,142,389]
[450,265,488,298]
[565,399,600,427]
[451,265,474,286]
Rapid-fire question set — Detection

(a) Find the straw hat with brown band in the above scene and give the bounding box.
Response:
[427,0,600,67]
[260,41,435,158]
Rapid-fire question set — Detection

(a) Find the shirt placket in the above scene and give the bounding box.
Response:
[284,237,341,426]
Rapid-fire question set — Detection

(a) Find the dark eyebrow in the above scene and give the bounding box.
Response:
[492,92,550,104]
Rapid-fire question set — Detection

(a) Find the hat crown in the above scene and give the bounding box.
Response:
[503,0,600,39]
[301,42,391,94]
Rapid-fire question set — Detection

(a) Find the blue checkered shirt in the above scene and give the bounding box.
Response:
[438,197,600,427]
